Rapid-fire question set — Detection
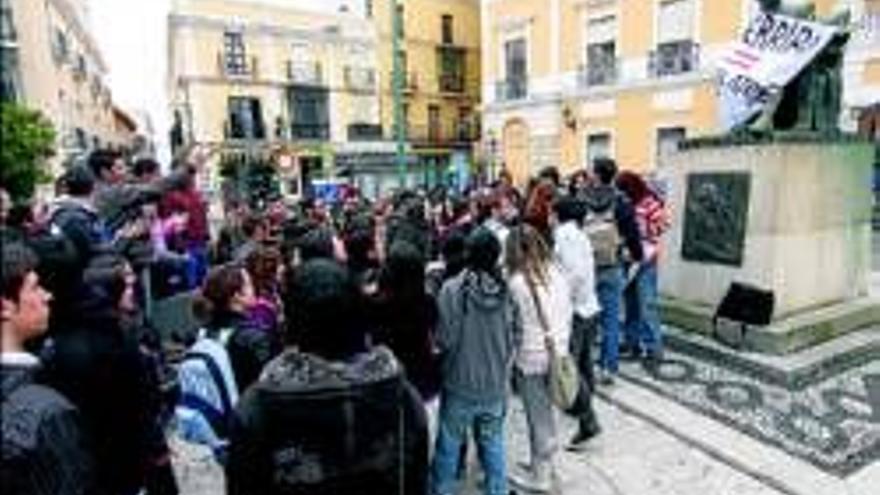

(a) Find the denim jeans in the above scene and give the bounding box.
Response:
[623,260,663,356]
[431,393,507,495]
[595,266,624,373]
[185,243,209,290]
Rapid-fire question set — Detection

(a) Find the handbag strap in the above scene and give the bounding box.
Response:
[523,269,557,355]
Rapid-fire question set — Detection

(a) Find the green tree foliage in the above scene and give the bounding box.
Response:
[0,103,56,201]
[218,152,280,208]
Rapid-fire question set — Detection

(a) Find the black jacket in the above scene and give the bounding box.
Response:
[226,347,428,495]
[43,308,162,495]
[50,198,109,265]
[1,361,94,495]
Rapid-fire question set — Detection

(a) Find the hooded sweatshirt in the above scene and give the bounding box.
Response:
[436,270,518,402]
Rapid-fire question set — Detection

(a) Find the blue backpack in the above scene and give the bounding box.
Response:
[174,328,239,462]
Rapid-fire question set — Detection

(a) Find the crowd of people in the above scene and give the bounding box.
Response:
[1,145,669,495]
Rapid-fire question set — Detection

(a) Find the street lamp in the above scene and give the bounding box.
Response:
[486,129,498,183]
[391,0,406,188]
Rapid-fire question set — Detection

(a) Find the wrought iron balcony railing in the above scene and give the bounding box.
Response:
[344,67,376,91]
[648,41,700,78]
[217,52,259,79]
[289,123,330,141]
[494,77,528,102]
[438,73,465,93]
[578,58,618,87]
[407,121,478,144]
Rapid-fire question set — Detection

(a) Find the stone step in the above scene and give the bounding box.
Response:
[662,323,880,390]
[660,296,880,355]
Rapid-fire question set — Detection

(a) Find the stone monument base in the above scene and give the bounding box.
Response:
[661,296,880,355]
[658,136,877,355]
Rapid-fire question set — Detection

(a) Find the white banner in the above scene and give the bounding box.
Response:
[716,11,839,131]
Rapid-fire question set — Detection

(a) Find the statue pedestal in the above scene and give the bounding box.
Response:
[659,137,878,354]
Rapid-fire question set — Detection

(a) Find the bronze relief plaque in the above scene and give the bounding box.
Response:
[681,172,751,266]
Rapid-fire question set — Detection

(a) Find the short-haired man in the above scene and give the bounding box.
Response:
[1,241,94,495]
[584,157,644,383]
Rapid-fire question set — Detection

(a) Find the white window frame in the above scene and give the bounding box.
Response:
[651,123,687,170]
[652,0,702,47]
[497,18,531,85]
[498,29,529,101]
[584,128,615,167]
[579,4,620,70]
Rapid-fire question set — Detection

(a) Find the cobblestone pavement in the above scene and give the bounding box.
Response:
[170,394,789,495]
[616,346,880,476]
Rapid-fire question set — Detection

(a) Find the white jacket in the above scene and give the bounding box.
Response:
[509,264,573,375]
[553,222,601,319]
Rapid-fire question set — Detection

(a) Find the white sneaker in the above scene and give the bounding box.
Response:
[508,461,552,493]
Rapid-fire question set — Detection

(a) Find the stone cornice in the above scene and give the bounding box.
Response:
[168,13,376,47]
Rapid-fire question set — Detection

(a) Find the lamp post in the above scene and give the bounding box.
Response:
[486,130,498,184]
[391,0,406,188]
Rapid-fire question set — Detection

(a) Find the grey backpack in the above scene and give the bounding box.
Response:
[584,206,621,268]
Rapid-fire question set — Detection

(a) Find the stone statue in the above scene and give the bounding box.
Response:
[747,0,852,134]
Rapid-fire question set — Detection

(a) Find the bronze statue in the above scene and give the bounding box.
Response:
[746,0,851,134]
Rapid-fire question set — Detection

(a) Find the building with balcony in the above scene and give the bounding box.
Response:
[371,0,482,190]
[167,0,388,197]
[3,0,121,176]
[481,0,880,186]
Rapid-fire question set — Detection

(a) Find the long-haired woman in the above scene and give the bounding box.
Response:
[615,171,669,365]
[505,224,573,493]
[193,264,275,392]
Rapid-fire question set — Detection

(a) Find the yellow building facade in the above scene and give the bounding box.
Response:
[481,0,879,186]
[370,0,482,187]
[3,0,118,173]
[168,0,387,196]
[168,0,483,197]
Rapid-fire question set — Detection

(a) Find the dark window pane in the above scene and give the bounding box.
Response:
[228,96,264,139]
[0,0,16,41]
[288,86,330,140]
[503,38,527,99]
[442,14,453,44]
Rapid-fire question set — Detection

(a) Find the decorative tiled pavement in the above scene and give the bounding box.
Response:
[616,335,880,477]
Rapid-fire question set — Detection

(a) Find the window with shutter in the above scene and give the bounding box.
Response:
[657,0,694,44]
[502,38,527,99]
[584,15,617,86]
[587,133,611,164]
[651,0,698,77]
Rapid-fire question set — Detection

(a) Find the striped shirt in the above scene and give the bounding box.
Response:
[635,195,669,263]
